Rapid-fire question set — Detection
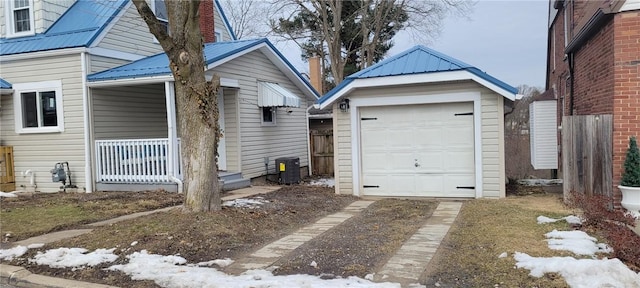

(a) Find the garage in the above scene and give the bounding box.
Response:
[360,102,475,197]
[315,45,519,199]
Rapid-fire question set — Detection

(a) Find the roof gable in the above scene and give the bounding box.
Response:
[317,45,518,108]
[0,0,128,56]
[87,38,319,100]
[88,39,266,81]
[351,45,472,79]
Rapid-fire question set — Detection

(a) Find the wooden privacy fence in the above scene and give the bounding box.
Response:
[310,129,334,175]
[0,146,15,192]
[562,115,612,199]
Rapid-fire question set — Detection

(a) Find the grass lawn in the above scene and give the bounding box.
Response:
[0,191,183,242]
[423,193,588,287]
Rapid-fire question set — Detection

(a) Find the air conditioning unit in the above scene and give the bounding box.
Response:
[275,157,300,184]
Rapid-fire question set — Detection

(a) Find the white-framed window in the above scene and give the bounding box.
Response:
[151,0,169,43]
[215,30,222,42]
[260,107,276,126]
[5,0,35,38]
[13,80,65,134]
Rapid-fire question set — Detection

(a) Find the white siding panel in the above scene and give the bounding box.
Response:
[0,54,87,193]
[92,84,168,140]
[88,55,130,73]
[214,7,232,41]
[481,92,505,198]
[334,104,352,195]
[0,1,5,36]
[529,100,558,169]
[96,4,163,56]
[212,50,312,178]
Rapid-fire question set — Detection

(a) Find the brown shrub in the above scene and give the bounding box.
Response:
[570,192,640,270]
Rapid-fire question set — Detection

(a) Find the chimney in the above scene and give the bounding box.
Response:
[199,0,215,43]
[309,56,323,93]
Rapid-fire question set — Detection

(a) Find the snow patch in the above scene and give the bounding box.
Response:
[195,258,234,268]
[514,252,640,287]
[222,197,269,209]
[498,252,508,258]
[625,210,640,220]
[537,215,582,225]
[0,243,45,261]
[30,248,118,269]
[545,230,612,256]
[108,250,401,287]
[0,246,28,261]
[0,191,17,198]
[309,178,335,187]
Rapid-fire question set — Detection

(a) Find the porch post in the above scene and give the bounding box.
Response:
[165,81,178,179]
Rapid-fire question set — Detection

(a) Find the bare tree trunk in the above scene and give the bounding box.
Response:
[132,0,221,212]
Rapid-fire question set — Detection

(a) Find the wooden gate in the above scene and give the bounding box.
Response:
[562,115,612,199]
[0,146,15,192]
[310,130,334,175]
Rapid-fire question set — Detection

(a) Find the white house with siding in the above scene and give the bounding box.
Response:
[316,46,520,198]
[0,0,317,193]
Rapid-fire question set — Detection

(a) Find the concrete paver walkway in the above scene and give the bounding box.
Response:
[10,186,281,248]
[375,201,462,285]
[225,200,374,274]
[2,191,463,288]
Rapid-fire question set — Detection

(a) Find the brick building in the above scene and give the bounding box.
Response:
[545,0,639,204]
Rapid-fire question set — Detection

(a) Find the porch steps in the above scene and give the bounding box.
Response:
[220,171,251,191]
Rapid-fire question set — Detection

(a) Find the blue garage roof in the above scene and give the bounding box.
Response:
[0,0,128,56]
[317,45,518,105]
[0,78,12,89]
[88,38,267,81]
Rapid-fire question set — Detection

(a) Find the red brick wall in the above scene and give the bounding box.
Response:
[199,0,215,43]
[548,2,639,207]
[613,11,640,204]
[572,21,615,115]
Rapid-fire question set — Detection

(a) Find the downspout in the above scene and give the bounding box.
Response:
[306,105,313,177]
[568,52,574,115]
[81,52,93,192]
[169,175,183,194]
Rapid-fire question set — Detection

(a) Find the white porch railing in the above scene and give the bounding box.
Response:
[95,138,182,183]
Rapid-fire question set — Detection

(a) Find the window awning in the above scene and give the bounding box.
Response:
[258,82,301,108]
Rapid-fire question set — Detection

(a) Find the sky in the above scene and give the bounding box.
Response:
[275,0,549,90]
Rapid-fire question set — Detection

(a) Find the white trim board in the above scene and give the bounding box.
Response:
[348,91,483,198]
[0,47,87,62]
[318,70,516,110]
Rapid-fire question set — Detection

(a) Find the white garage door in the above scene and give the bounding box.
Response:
[360,102,475,197]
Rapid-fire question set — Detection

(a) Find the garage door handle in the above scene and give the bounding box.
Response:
[456,186,475,189]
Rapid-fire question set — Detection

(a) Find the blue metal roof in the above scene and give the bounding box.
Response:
[0,0,128,56]
[317,45,517,104]
[88,39,265,81]
[88,38,320,98]
[0,78,12,89]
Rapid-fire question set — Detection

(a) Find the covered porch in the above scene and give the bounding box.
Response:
[89,81,248,192]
